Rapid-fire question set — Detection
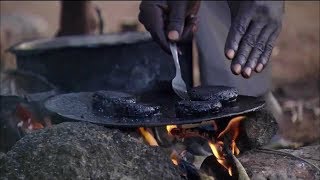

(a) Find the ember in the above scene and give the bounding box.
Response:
[166,125,178,136]
[165,124,216,140]
[170,150,180,166]
[15,103,44,131]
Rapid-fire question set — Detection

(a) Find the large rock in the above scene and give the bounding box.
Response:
[238,145,320,180]
[238,108,278,151]
[200,145,320,180]
[0,122,181,179]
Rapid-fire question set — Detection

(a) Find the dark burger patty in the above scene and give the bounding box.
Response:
[188,86,238,103]
[92,90,136,114]
[92,90,160,117]
[117,103,160,117]
[175,100,222,117]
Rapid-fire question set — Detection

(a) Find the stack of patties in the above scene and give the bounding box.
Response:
[175,86,238,117]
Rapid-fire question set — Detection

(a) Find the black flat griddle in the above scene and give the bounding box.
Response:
[44,92,265,127]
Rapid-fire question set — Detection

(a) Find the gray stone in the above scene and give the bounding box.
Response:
[238,108,278,151]
[0,122,181,180]
[279,144,320,169]
[238,145,320,180]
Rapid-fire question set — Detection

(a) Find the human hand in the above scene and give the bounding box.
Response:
[225,1,284,78]
[138,1,200,53]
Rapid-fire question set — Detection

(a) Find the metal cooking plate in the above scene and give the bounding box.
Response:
[45,92,265,127]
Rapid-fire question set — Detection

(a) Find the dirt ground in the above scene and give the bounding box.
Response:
[1,1,319,144]
[269,2,320,144]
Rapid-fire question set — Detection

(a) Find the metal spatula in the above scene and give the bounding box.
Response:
[169,42,189,100]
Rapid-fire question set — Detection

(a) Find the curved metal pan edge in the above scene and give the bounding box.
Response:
[44,92,265,128]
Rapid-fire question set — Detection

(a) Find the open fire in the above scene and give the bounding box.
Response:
[139,116,246,178]
[217,116,244,156]
[11,100,245,179]
[3,98,317,180]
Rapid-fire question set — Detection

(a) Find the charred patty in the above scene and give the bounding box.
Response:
[92,90,160,117]
[92,90,136,114]
[188,86,238,103]
[175,100,222,117]
[116,103,161,117]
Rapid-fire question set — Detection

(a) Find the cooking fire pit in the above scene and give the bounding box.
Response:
[2,32,319,179]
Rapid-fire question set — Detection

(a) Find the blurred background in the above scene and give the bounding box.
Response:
[0,1,319,144]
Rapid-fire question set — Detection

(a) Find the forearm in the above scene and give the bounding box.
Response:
[58,1,93,35]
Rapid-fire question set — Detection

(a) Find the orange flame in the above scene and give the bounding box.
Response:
[218,116,245,155]
[138,127,159,146]
[166,125,178,135]
[207,116,246,176]
[164,116,245,171]
[171,158,179,166]
[170,150,180,166]
[208,141,233,176]
[231,140,240,155]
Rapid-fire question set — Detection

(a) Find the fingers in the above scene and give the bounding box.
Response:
[231,22,265,77]
[179,1,200,42]
[225,14,252,60]
[179,15,199,42]
[243,25,275,76]
[139,1,200,53]
[139,2,170,53]
[256,26,282,72]
[167,1,188,41]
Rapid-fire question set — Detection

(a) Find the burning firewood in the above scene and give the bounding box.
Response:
[136,109,279,179]
[137,115,247,179]
[138,127,158,146]
[163,116,246,178]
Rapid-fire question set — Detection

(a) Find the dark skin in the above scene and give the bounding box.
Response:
[138,1,201,53]
[56,1,100,37]
[139,1,284,79]
[226,1,284,78]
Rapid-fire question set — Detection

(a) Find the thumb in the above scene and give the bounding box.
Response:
[167,1,188,41]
